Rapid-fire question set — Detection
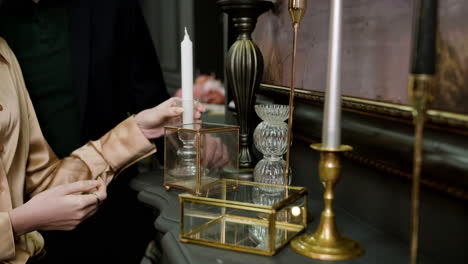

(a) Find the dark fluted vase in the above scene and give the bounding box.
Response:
[217,0,273,172]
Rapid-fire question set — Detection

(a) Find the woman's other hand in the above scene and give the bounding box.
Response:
[135,97,205,140]
[9,180,105,236]
[202,135,230,169]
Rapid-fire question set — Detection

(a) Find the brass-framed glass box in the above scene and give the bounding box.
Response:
[179,179,307,256]
[164,122,239,195]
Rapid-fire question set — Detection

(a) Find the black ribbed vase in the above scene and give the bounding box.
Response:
[217,0,273,171]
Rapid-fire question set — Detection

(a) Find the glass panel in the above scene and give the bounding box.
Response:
[180,180,307,254]
[199,180,300,205]
[164,123,239,193]
[199,130,239,183]
[274,195,306,249]
[182,200,223,239]
[181,200,270,251]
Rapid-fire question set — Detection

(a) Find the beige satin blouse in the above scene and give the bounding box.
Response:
[0,38,156,263]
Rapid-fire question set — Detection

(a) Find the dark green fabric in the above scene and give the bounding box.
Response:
[0,0,80,158]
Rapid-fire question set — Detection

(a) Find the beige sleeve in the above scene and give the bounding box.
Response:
[3,41,156,197]
[24,114,156,197]
[0,212,15,261]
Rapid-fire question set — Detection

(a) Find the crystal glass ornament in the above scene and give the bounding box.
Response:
[253,104,290,186]
[251,104,291,247]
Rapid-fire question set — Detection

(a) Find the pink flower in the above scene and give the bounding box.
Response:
[174,73,225,104]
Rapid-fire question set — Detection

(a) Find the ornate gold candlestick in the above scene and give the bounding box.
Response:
[407,1,437,263]
[408,75,434,264]
[290,0,363,259]
[284,0,307,186]
[290,144,363,260]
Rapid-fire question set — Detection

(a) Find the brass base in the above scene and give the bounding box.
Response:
[290,143,364,260]
[290,230,363,261]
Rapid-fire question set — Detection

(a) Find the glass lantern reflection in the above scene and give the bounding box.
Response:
[164,122,239,195]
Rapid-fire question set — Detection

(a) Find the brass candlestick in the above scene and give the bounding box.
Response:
[408,75,434,264]
[285,0,307,185]
[290,144,364,260]
[408,0,437,262]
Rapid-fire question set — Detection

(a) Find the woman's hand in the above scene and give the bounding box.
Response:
[83,177,108,219]
[9,180,106,236]
[135,97,205,140]
[202,135,230,168]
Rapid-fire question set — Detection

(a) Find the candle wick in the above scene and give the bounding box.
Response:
[184,27,192,42]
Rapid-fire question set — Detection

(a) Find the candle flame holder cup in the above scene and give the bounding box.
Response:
[164,122,240,195]
[163,98,201,182]
[290,143,364,260]
[289,0,307,25]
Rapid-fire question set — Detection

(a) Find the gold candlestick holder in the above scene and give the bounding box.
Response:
[285,0,307,186]
[408,74,434,264]
[290,143,364,260]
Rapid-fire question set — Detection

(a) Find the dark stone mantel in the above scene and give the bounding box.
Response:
[131,170,435,264]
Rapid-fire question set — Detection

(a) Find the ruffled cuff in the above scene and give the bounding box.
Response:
[0,212,15,261]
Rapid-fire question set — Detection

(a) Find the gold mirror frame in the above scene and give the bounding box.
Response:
[259,83,468,200]
[261,84,468,135]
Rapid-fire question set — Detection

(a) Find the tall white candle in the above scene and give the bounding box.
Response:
[322,0,343,149]
[181,27,194,126]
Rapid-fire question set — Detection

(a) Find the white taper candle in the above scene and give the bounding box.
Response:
[181,27,194,127]
[322,0,343,149]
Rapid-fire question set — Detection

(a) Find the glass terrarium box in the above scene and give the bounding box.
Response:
[164,122,239,195]
[179,179,307,256]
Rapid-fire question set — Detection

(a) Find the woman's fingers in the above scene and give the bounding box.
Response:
[80,204,99,222]
[72,193,100,209]
[54,180,99,196]
[43,222,81,231]
[203,136,217,167]
[194,102,205,120]
[214,143,230,168]
[196,102,206,113]
[168,107,185,117]
[210,139,223,167]
[84,206,99,219]
[94,177,108,202]
[202,136,230,169]
[15,180,108,234]
[135,97,206,140]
